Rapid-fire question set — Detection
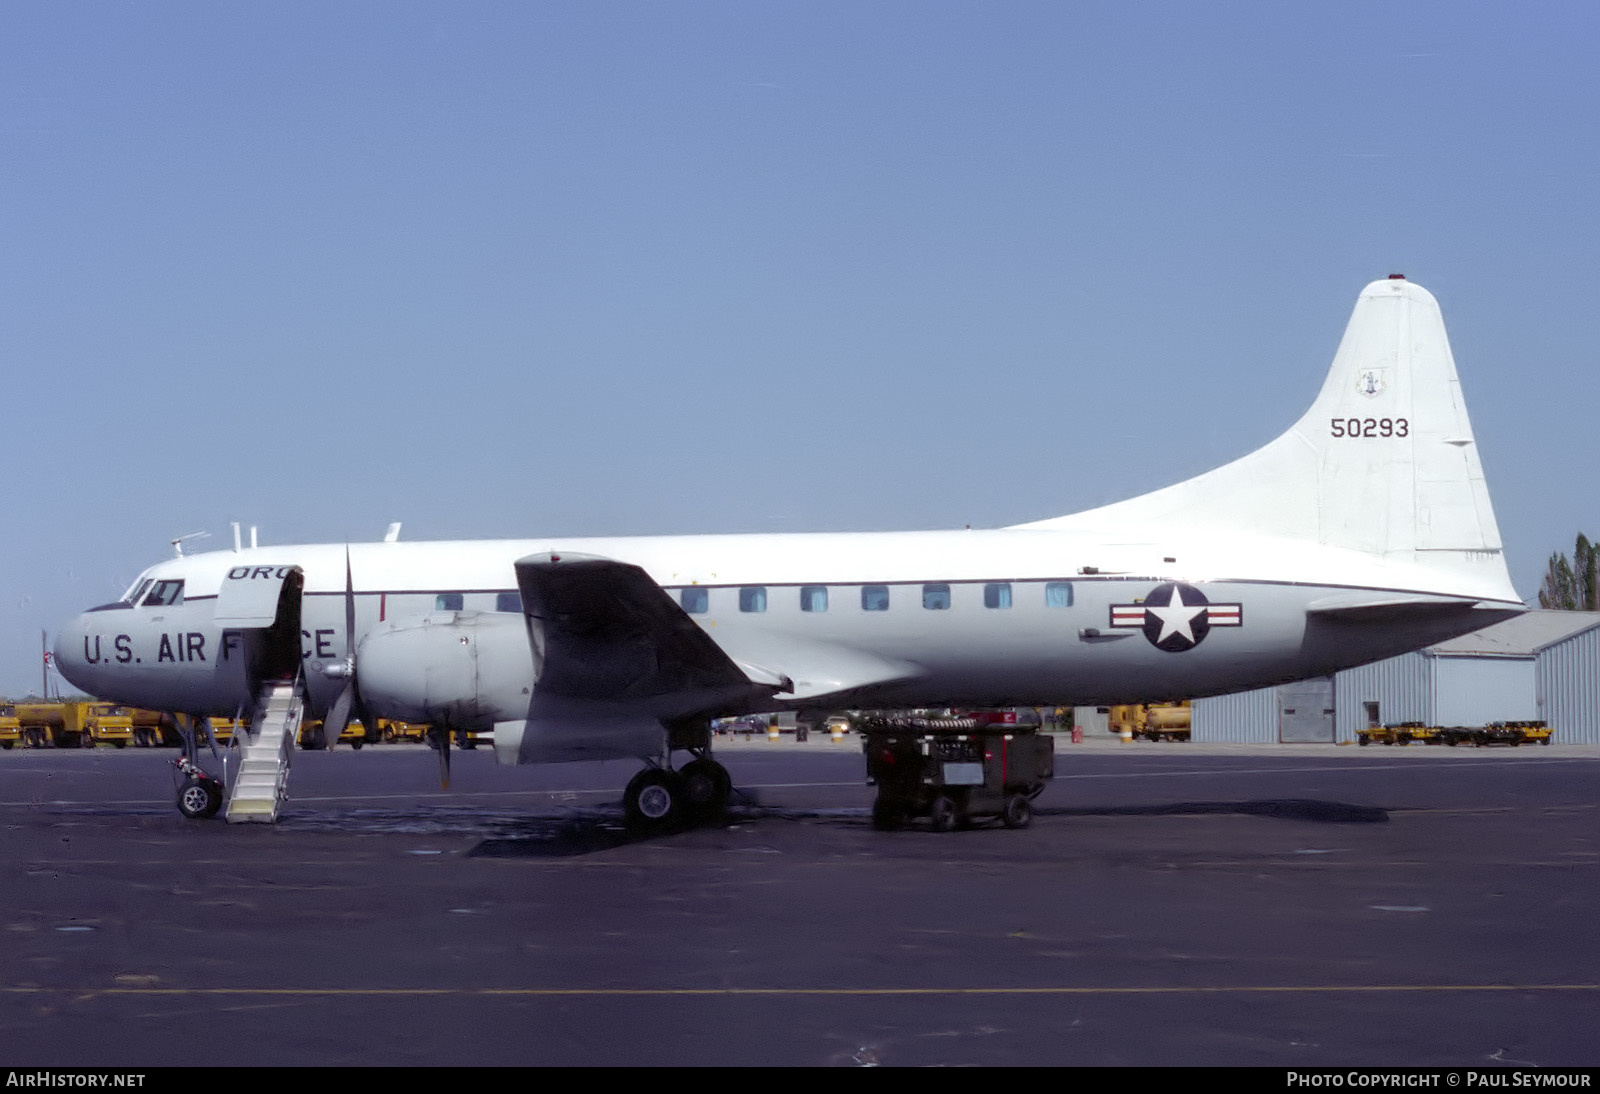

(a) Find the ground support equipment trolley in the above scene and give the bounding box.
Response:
[1358,720,1552,747]
[859,714,1054,831]
[1357,722,1441,746]
[1441,720,1552,747]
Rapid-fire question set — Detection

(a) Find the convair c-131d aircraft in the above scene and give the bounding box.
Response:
[55,276,1523,825]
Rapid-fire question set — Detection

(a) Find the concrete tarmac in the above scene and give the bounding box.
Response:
[1,735,1596,1067]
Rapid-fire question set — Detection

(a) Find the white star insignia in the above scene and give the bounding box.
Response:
[1146,584,1206,645]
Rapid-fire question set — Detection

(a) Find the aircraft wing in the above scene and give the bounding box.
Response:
[711,632,923,703]
[514,553,775,708]
[514,552,922,711]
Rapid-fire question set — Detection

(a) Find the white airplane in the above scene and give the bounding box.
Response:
[54,276,1524,825]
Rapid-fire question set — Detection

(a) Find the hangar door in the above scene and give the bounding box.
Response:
[1431,655,1535,726]
[1279,676,1335,743]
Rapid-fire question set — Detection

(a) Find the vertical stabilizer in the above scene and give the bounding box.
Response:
[1018,278,1514,599]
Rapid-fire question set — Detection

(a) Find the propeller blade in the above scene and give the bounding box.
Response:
[428,727,451,790]
[323,546,359,751]
[325,683,355,747]
[343,545,357,651]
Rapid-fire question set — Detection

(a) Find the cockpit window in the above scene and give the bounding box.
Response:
[124,579,153,606]
[142,580,184,607]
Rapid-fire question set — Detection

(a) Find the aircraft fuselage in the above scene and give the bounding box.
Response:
[55,526,1520,730]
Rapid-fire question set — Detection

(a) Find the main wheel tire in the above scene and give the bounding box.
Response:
[679,759,731,820]
[1001,793,1033,830]
[929,795,960,833]
[177,777,222,820]
[624,769,683,832]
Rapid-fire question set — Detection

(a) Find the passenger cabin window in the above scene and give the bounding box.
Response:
[1045,582,1073,608]
[801,585,828,613]
[680,587,709,614]
[143,580,184,607]
[922,583,951,610]
[496,592,522,613]
[435,593,464,611]
[739,587,767,613]
[862,585,890,612]
[984,583,1012,609]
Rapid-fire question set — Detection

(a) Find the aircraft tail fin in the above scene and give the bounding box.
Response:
[1017,277,1516,600]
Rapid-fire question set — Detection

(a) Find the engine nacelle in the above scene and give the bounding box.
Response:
[356,611,534,730]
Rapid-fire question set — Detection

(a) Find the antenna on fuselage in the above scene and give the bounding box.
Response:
[170,531,210,558]
[384,522,402,543]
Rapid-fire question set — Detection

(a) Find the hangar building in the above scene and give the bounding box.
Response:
[1189,610,1600,746]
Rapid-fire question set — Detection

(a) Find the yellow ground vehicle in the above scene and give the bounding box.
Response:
[1108,701,1192,741]
[380,719,429,743]
[14,701,69,747]
[6,701,126,747]
[297,720,380,749]
[205,716,239,745]
[1356,721,1440,746]
[0,704,20,749]
[78,702,136,747]
[129,708,176,747]
[1359,720,1553,747]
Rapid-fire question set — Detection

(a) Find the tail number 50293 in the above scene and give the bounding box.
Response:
[1331,417,1409,438]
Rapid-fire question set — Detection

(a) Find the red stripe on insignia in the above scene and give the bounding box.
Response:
[1206,605,1242,625]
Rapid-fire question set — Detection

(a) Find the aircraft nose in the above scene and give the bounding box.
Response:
[53,613,96,693]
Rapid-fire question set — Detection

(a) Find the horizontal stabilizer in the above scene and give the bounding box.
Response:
[1306,592,1514,623]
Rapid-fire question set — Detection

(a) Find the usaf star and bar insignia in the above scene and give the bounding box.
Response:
[1109,582,1243,652]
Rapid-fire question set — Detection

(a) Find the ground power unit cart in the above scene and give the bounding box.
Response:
[860,714,1055,831]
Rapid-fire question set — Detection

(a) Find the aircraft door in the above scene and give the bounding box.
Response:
[213,565,305,697]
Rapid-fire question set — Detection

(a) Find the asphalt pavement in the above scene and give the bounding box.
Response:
[1,735,1596,1067]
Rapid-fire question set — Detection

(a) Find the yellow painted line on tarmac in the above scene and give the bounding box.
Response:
[6,983,1598,998]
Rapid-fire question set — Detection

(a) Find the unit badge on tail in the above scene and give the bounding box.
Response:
[1109,582,1243,652]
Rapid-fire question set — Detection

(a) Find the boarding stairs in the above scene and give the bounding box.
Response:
[224,678,304,824]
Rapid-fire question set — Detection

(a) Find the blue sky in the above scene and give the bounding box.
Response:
[4,2,1597,695]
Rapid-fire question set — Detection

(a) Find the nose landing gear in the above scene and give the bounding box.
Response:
[173,755,224,819]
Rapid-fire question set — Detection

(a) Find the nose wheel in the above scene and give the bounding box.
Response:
[176,771,223,819]
[178,777,222,819]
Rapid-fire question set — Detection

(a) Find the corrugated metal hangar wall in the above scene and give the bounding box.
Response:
[1190,611,1600,745]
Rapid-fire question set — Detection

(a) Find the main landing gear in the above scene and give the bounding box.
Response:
[623,757,732,832]
[622,721,732,834]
